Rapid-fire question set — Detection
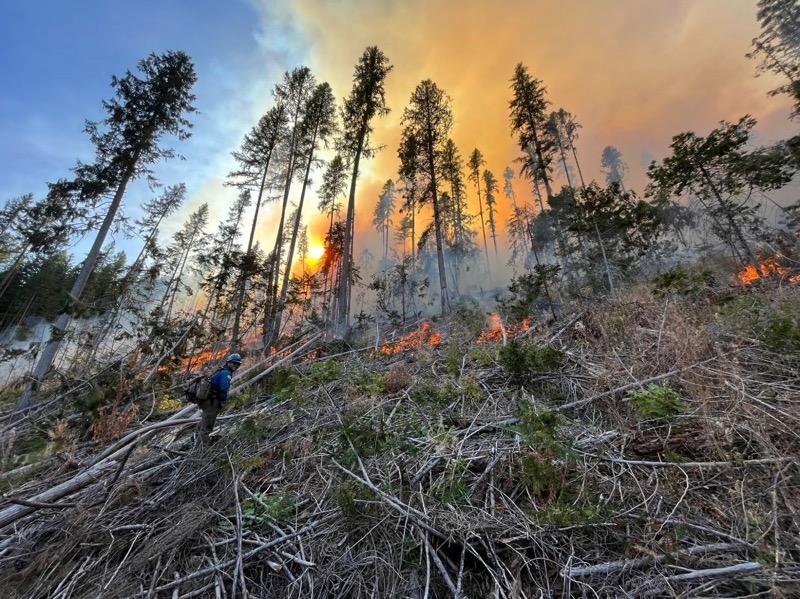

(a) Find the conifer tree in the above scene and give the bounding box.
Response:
[749,0,800,118]
[601,145,627,190]
[270,81,337,343]
[647,116,795,275]
[160,203,209,322]
[227,103,288,351]
[336,47,393,332]
[18,50,197,410]
[318,154,348,238]
[399,79,454,315]
[373,180,396,263]
[440,139,473,283]
[265,67,315,345]
[483,169,500,256]
[398,133,420,262]
[467,148,491,273]
[91,184,186,356]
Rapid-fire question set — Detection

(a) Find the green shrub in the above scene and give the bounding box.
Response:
[332,479,374,516]
[514,405,566,455]
[349,370,385,396]
[431,458,469,505]
[629,383,686,421]
[233,415,270,441]
[339,412,397,464]
[243,491,295,527]
[535,502,601,526]
[519,454,561,498]
[652,266,715,298]
[721,295,800,355]
[468,345,499,368]
[309,359,341,384]
[499,340,563,385]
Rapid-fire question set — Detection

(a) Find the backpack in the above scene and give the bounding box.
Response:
[185,374,212,403]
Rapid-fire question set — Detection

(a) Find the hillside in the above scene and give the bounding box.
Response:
[1,274,798,597]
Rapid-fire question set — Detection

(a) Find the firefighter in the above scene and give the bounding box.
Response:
[196,353,242,444]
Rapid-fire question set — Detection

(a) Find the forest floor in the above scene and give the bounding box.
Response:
[0,274,799,598]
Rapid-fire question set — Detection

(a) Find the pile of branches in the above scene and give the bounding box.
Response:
[0,285,798,597]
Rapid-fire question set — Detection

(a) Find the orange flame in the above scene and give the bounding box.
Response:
[380,321,442,355]
[476,313,532,344]
[737,259,800,285]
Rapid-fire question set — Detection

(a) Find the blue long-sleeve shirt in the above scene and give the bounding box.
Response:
[209,366,233,403]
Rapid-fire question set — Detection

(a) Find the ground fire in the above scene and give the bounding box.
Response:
[379,320,442,355]
[737,258,800,285]
[475,312,532,344]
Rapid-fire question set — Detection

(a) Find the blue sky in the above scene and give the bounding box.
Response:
[0,0,305,255]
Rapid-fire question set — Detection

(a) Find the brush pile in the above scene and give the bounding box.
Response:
[0,282,799,598]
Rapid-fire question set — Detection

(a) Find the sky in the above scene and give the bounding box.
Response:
[0,0,795,277]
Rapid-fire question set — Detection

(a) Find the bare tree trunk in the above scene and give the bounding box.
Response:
[696,162,762,276]
[473,176,491,275]
[265,106,304,344]
[271,126,319,344]
[231,153,272,352]
[427,140,450,316]
[164,229,199,321]
[336,135,365,334]
[593,220,615,294]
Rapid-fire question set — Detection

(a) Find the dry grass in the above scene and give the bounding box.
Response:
[0,283,798,597]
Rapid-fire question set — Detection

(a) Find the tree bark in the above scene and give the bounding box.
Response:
[271,124,319,344]
[336,134,365,333]
[473,173,491,275]
[231,150,272,352]
[426,136,450,316]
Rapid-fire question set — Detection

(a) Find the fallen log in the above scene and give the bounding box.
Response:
[666,561,762,582]
[0,460,117,530]
[564,542,742,578]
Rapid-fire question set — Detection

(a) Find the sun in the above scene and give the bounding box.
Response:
[308,244,325,261]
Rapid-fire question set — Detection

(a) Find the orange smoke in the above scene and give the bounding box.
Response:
[737,259,800,285]
[380,321,442,355]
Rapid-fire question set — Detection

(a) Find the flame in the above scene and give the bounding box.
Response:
[161,332,263,374]
[737,259,800,285]
[476,313,532,344]
[380,321,442,355]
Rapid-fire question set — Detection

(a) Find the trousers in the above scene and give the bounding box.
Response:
[196,396,223,444]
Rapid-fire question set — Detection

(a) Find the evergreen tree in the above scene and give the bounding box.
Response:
[19,50,197,410]
[373,180,396,263]
[227,103,288,351]
[90,184,186,356]
[440,139,474,282]
[509,64,556,202]
[749,0,800,118]
[270,81,338,343]
[336,46,393,332]
[399,79,454,316]
[398,133,420,262]
[546,110,576,188]
[467,148,491,273]
[318,154,348,238]
[647,116,795,274]
[266,67,316,346]
[601,145,627,189]
[198,189,251,326]
[483,169,500,256]
[158,203,209,322]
